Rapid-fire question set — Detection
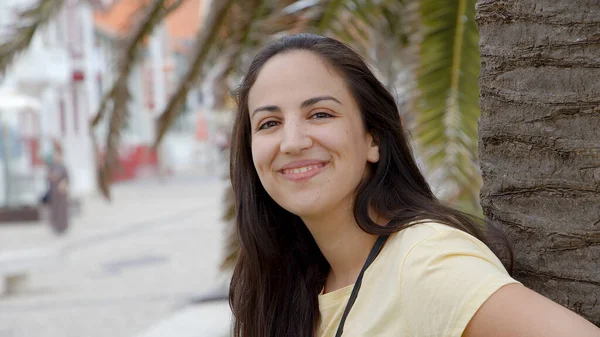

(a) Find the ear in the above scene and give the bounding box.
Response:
[366,133,380,163]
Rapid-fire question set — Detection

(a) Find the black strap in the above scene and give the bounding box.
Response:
[333,235,389,337]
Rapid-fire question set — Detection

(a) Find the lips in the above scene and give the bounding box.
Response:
[278,160,328,181]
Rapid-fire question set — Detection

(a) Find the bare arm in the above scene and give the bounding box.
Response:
[463,283,600,337]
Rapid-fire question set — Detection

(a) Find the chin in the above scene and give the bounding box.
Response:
[279,199,327,219]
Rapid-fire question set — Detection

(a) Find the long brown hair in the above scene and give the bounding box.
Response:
[229,33,510,337]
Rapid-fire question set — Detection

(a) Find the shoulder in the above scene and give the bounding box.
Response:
[392,220,477,242]
[389,221,492,260]
[390,221,519,336]
[391,220,511,283]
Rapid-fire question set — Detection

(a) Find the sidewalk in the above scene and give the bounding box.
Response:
[135,300,231,337]
[0,174,227,250]
[0,173,232,337]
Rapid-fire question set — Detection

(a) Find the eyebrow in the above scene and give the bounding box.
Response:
[251,95,342,118]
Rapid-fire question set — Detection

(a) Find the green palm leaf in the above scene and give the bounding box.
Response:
[414,0,481,213]
[316,0,345,33]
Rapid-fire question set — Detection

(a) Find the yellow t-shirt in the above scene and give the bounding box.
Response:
[318,222,520,337]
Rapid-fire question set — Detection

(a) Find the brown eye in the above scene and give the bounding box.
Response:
[258,120,280,130]
[310,112,333,119]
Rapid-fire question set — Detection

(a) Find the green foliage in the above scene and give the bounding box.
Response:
[415,0,482,213]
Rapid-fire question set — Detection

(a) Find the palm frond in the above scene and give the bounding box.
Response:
[159,0,185,20]
[254,2,312,38]
[372,0,415,90]
[0,0,65,74]
[220,184,238,271]
[414,0,481,213]
[212,1,266,108]
[153,0,237,148]
[272,0,378,55]
[316,0,345,34]
[97,80,129,200]
[276,0,349,37]
[91,0,169,127]
[93,0,169,199]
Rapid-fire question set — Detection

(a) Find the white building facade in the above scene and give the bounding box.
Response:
[0,0,217,208]
[0,0,103,206]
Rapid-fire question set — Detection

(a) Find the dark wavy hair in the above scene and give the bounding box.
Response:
[229,33,510,337]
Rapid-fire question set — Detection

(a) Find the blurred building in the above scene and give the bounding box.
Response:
[93,0,211,177]
[0,0,213,211]
[0,0,101,208]
[93,0,168,181]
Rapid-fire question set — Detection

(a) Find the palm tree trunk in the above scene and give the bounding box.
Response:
[477,0,600,325]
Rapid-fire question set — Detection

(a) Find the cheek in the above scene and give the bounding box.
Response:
[250,145,263,173]
[251,138,274,173]
[313,124,348,150]
[320,124,368,159]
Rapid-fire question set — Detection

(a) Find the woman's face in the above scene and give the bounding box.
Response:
[248,51,379,219]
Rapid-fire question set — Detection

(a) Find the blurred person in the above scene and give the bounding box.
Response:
[46,144,69,235]
[228,34,600,337]
[214,127,230,169]
[157,141,173,182]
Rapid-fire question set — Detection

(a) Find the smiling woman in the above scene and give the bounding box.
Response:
[249,50,379,219]
[228,34,600,337]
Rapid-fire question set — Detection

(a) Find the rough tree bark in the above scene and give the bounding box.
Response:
[477,0,600,325]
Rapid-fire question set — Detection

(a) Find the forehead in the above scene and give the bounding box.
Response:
[248,50,351,109]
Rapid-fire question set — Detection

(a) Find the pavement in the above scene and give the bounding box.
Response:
[0,173,233,337]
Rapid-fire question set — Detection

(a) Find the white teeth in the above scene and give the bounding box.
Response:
[285,164,322,175]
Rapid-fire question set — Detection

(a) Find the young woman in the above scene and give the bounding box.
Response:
[228,34,599,337]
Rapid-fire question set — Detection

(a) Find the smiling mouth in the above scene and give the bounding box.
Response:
[279,163,328,181]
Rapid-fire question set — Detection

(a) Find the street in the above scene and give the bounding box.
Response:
[0,174,230,337]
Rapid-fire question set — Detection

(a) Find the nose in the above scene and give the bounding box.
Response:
[279,119,312,155]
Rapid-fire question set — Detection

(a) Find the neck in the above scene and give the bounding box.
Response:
[302,203,382,294]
